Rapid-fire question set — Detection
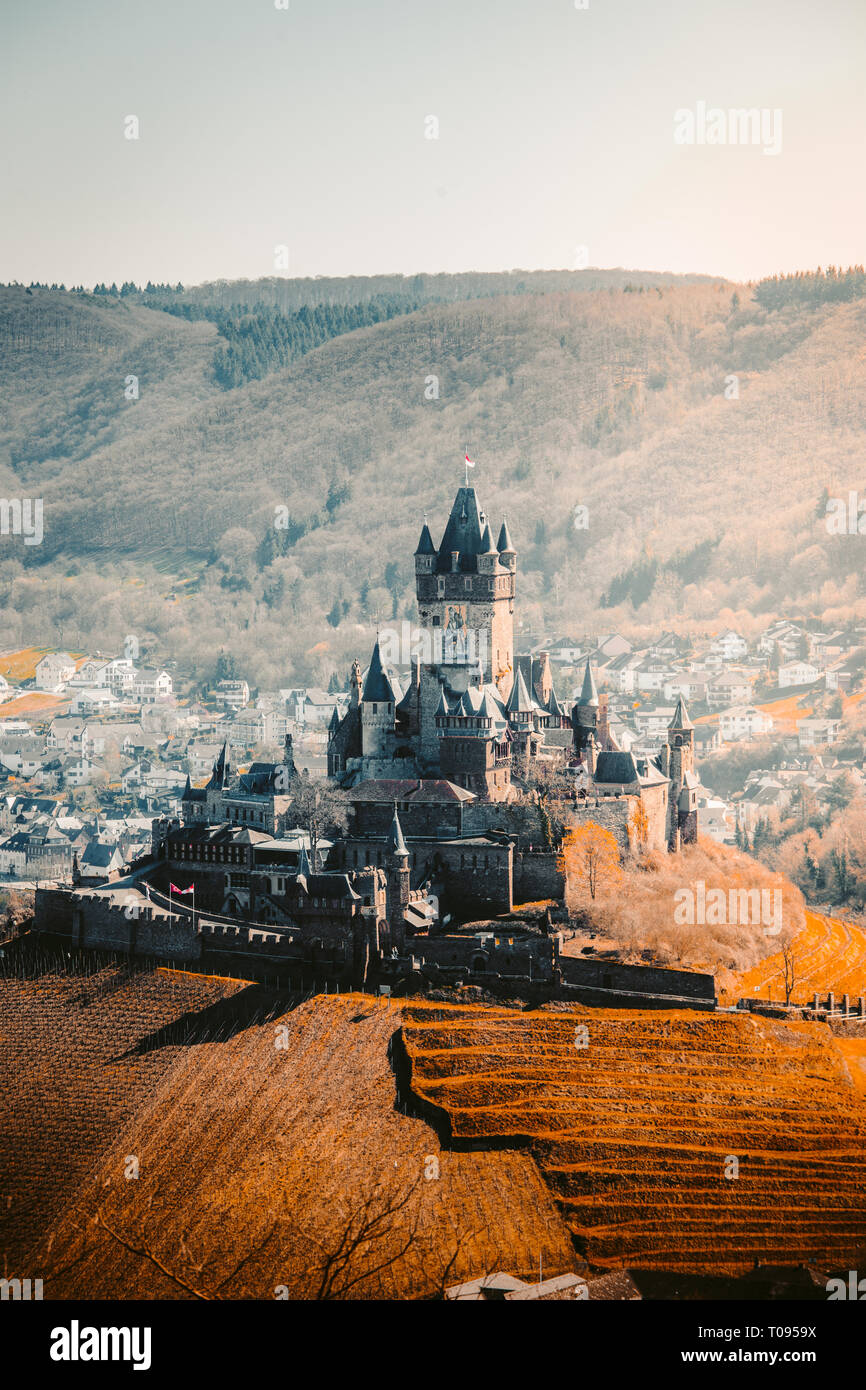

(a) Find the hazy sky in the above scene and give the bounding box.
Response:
[2,0,864,286]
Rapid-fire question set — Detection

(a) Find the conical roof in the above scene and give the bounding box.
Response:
[506,667,534,714]
[414,521,436,555]
[546,686,567,718]
[435,486,485,571]
[387,805,409,857]
[497,517,515,553]
[670,695,693,730]
[296,843,311,882]
[328,706,340,733]
[479,520,498,555]
[578,659,599,707]
[435,689,450,717]
[362,639,397,703]
[479,689,500,721]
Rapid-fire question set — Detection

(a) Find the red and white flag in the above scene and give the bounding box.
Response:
[169,883,194,894]
[464,453,475,468]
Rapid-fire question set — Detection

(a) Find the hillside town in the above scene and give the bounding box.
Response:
[2,487,864,900]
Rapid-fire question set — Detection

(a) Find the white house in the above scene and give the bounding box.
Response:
[719,706,775,740]
[777,661,822,689]
[797,718,840,750]
[214,679,250,711]
[544,637,585,664]
[710,630,748,661]
[697,794,733,844]
[69,688,120,716]
[663,676,708,704]
[132,668,173,703]
[633,705,676,739]
[707,671,754,708]
[34,652,77,691]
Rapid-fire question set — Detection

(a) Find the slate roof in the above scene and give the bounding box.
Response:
[594,751,641,784]
[434,486,492,573]
[362,640,398,703]
[506,667,535,715]
[414,522,436,556]
[577,659,599,707]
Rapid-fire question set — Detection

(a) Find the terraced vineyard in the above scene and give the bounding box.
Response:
[1,972,577,1298]
[723,910,866,1007]
[402,1002,866,1275]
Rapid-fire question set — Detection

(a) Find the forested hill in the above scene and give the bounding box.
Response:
[1,267,865,690]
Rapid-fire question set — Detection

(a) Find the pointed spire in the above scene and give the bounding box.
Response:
[435,484,485,570]
[296,843,311,883]
[479,519,497,555]
[578,659,599,707]
[388,803,409,858]
[497,517,515,554]
[362,638,397,703]
[506,666,534,714]
[328,706,340,733]
[435,689,449,718]
[182,774,192,799]
[546,686,567,719]
[670,695,693,730]
[414,521,436,555]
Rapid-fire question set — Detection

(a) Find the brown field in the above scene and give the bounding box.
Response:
[5,919,866,1297]
[0,965,576,1299]
[722,910,866,1006]
[0,647,52,682]
[402,1002,866,1276]
[0,692,69,718]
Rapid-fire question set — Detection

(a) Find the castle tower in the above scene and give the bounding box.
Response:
[667,695,694,782]
[386,804,410,952]
[360,638,397,759]
[667,695,697,849]
[414,473,516,696]
[572,659,599,759]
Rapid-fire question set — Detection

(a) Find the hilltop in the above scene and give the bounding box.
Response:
[2,270,866,688]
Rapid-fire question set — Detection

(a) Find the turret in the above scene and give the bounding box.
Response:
[572,659,599,756]
[349,659,363,709]
[497,517,516,572]
[361,638,397,758]
[414,520,436,576]
[386,804,410,951]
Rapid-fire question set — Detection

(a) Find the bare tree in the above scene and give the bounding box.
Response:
[285,772,349,870]
[781,940,797,1006]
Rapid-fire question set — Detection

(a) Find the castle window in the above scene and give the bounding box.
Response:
[464,577,471,590]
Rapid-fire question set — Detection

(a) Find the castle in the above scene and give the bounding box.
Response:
[328,478,572,798]
[327,472,700,854]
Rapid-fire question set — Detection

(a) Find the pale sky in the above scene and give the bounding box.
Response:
[1,0,864,287]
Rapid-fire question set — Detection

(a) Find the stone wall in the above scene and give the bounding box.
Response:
[35,886,200,961]
[560,954,715,1001]
[513,850,563,903]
